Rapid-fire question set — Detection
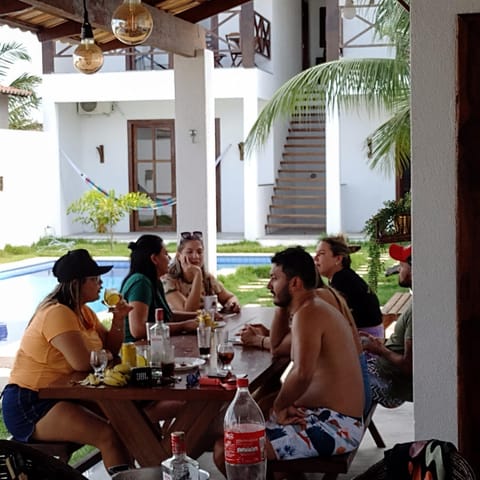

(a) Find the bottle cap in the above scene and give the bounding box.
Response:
[237,377,248,388]
[155,308,163,321]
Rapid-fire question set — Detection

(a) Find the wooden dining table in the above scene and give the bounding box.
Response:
[39,306,287,466]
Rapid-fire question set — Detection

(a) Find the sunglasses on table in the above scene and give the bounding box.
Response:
[180,231,203,241]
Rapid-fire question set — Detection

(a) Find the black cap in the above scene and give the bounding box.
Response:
[52,249,112,283]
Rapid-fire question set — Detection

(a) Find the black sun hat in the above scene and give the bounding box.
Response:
[53,249,112,283]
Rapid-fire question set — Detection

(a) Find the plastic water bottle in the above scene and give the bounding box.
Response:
[150,308,170,367]
[224,377,266,480]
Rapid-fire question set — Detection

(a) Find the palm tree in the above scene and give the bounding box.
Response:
[0,41,42,130]
[245,0,410,176]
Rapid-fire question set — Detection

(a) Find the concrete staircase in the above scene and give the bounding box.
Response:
[265,103,326,234]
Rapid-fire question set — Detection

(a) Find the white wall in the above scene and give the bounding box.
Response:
[0,130,59,248]
[410,0,480,444]
[339,106,395,233]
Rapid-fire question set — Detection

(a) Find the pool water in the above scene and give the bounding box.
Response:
[0,255,271,346]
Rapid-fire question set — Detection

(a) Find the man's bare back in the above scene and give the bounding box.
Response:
[286,295,364,417]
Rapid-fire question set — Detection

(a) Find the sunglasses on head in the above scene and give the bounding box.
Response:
[180,231,203,241]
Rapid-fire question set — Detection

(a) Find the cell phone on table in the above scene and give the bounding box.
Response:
[208,370,229,378]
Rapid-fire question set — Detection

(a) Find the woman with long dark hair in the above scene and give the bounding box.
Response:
[120,234,198,341]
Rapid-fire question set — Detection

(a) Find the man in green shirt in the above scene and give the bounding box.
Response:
[361,244,412,408]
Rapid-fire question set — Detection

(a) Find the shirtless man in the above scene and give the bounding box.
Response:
[265,246,364,460]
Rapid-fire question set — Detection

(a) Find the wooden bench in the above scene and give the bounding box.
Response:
[10,439,101,473]
[381,291,412,330]
[267,402,385,480]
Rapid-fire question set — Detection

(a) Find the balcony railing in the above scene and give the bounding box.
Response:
[48,3,271,74]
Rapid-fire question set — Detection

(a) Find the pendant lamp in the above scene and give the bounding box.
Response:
[111,0,153,45]
[73,0,104,74]
[342,0,357,19]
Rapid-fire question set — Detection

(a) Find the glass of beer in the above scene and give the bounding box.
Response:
[103,288,122,308]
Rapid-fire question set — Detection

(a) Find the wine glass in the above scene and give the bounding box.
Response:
[217,343,235,372]
[90,349,108,379]
[103,288,122,308]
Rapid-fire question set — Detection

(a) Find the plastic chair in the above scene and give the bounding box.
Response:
[353,441,476,480]
[0,439,87,479]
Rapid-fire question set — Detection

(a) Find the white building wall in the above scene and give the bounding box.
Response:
[410,0,478,445]
[339,106,395,233]
[0,130,59,248]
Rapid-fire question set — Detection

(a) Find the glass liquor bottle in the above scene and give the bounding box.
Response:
[162,431,200,480]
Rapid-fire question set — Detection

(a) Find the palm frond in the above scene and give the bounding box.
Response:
[0,42,30,79]
[365,97,410,174]
[245,57,409,154]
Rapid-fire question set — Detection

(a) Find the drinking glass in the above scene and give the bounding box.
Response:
[103,288,122,308]
[90,349,108,378]
[197,325,212,359]
[217,343,234,372]
[161,344,175,378]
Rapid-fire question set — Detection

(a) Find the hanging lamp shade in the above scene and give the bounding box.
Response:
[111,0,153,45]
[73,0,104,74]
[342,0,357,19]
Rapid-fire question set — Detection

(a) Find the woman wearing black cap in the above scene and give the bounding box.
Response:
[2,249,132,471]
[315,235,384,338]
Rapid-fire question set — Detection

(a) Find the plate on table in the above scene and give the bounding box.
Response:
[213,321,226,329]
[174,357,206,371]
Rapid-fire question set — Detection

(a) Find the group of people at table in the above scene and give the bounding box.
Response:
[1,232,413,477]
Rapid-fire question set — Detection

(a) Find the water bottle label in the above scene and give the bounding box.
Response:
[224,427,266,464]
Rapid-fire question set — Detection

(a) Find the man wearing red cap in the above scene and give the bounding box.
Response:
[360,244,412,408]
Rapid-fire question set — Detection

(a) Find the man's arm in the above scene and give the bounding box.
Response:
[269,307,292,357]
[273,305,320,413]
[362,336,412,375]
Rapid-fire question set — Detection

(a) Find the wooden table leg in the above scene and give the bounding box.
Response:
[164,400,226,459]
[97,399,170,466]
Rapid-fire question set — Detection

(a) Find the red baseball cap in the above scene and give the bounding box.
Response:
[389,244,412,264]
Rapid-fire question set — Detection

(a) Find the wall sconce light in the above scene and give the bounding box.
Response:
[238,142,245,161]
[342,0,357,20]
[96,144,105,163]
[111,0,153,45]
[189,129,198,144]
[73,0,104,74]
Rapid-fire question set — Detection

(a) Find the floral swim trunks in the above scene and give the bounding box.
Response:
[265,407,364,460]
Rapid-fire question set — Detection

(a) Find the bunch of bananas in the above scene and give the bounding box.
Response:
[103,364,131,387]
[79,364,131,387]
[80,373,102,386]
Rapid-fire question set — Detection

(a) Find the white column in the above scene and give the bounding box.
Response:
[242,82,261,240]
[326,105,342,233]
[174,49,216,272]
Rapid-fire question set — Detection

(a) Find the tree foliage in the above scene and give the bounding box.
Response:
[245,0,411,175]
[0,41,42,130]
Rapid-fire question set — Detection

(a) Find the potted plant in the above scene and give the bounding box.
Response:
[67,189,154,248]
[364,192,411,291]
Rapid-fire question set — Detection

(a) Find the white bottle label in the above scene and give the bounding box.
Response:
[224,425,266,464]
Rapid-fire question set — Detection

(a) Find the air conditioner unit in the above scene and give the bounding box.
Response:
[77,102,113,115]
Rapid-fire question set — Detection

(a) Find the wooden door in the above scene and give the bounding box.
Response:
[128,120,176,232]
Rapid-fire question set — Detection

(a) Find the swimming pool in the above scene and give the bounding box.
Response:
[0,255,272,346]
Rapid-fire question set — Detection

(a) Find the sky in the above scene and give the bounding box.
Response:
[0,25,43,83]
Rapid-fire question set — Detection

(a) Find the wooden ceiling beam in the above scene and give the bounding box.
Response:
[0,0,31,15]
[17,0,205,56]
[36,20,80,41]
[177,0,251,23]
